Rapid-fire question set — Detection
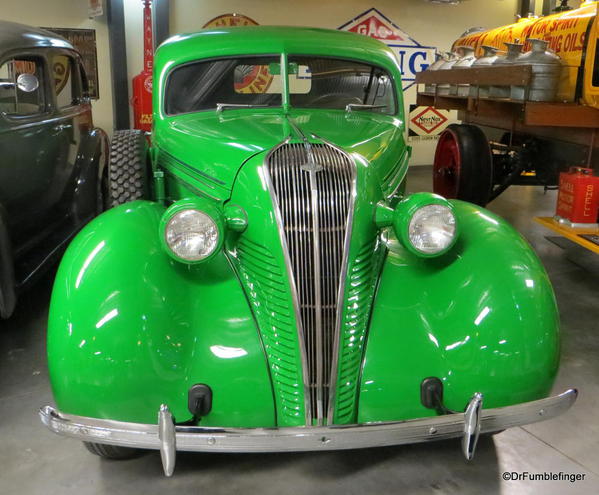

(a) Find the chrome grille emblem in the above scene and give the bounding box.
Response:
[267,141,355,425]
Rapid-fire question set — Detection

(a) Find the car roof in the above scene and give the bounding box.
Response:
[0,20,73,54]
[156,26,401,76]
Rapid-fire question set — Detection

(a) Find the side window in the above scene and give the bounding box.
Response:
[0,56,46,116]
[51,54,82,108]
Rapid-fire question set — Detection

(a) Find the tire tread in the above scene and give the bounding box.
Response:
[108,130,147,207]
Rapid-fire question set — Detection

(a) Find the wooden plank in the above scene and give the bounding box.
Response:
[435,95,469,111]
[473,99,522,121]
[525,103,599,128]
[534,217,599,254]
[415,65,532,86]
[416,93,469,111]
[416,93,434,107]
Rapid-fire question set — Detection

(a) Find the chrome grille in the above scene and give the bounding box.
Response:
[267,142,355,424]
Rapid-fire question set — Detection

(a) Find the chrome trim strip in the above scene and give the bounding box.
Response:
[287,121,320,423]
[385,150,409,200]
[40,389,578,454]
[290,123,326,425]
[308,160,325,424]
[308,134,357,424]
[264,138,312,425]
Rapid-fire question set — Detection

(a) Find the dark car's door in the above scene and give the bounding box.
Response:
[0,52,60,253]
[45,49,90,215]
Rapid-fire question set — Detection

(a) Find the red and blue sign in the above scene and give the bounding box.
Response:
[339,8,436,90]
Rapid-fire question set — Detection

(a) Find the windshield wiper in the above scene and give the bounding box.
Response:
[345,103,387,112]
[216,103,269,112]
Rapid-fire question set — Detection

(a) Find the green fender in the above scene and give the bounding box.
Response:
[357,200,560,423]
[47,200,276,427]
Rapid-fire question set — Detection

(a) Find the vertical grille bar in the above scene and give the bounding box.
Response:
[268,141,355,424]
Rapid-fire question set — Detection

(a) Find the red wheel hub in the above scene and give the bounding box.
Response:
[433,129,461,198]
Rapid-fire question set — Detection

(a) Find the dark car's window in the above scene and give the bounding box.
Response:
[288,57,396,114]
[52,54,82,108]
[0,56,46,116]
[166,56,282,115]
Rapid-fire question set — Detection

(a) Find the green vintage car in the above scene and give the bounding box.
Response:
[40,27,576,476]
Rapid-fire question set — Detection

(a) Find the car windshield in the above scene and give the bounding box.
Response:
[288,56,396,114]
[165,56,282,115]
[165,55,396,115]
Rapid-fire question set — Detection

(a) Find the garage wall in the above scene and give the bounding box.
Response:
[0,0,113,135]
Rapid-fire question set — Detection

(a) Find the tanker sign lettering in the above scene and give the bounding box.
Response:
[339,8,436,90]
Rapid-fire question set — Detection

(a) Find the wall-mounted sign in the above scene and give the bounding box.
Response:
[203,13,258,28]
[52,55,71,95]
[339,8,436,90]
[408,104,450,140]
[202,14,268,96]
[42,27,99,99]
[88,0,103,18]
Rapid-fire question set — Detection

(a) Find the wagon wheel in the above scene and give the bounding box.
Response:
[433,124,493,207]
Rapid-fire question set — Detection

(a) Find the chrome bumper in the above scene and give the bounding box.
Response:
[40,389,577,476]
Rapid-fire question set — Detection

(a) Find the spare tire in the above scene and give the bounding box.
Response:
[107,129,149,207]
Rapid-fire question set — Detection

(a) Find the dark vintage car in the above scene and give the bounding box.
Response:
[0,21,108,318]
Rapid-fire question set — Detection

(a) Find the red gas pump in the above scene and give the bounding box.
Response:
[132,0,153,131]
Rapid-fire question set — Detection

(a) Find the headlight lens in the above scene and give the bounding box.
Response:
[165,209,219,261]
[408,204,456,254]
[386,193,458,258]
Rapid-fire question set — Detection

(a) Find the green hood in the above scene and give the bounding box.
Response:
[155,108,406,200]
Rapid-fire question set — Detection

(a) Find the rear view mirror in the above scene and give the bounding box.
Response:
[268,62,281,75]
[376,75,388,98]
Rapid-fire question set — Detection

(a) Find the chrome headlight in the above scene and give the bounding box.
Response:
[376,193,458,257]
[165,210,219,261]
[408,204,456,255]
[160,200,225,263]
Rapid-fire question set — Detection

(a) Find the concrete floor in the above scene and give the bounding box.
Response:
[1,166,598,494]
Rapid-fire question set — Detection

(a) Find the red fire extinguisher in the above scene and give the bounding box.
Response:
[132,0,153,132]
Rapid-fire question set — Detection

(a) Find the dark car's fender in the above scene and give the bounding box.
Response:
[0,203,16,318]
[69,126,109,222]
[47,200,276,427]
[357,200,560,423]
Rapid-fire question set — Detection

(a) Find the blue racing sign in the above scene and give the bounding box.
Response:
[339,8,436,90]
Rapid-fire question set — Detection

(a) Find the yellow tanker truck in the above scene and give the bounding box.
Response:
[417,1,599,207]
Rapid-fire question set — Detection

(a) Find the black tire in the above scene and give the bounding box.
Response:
[107,129,148,207]
[433,124,493,206]
[83,441,142,460]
